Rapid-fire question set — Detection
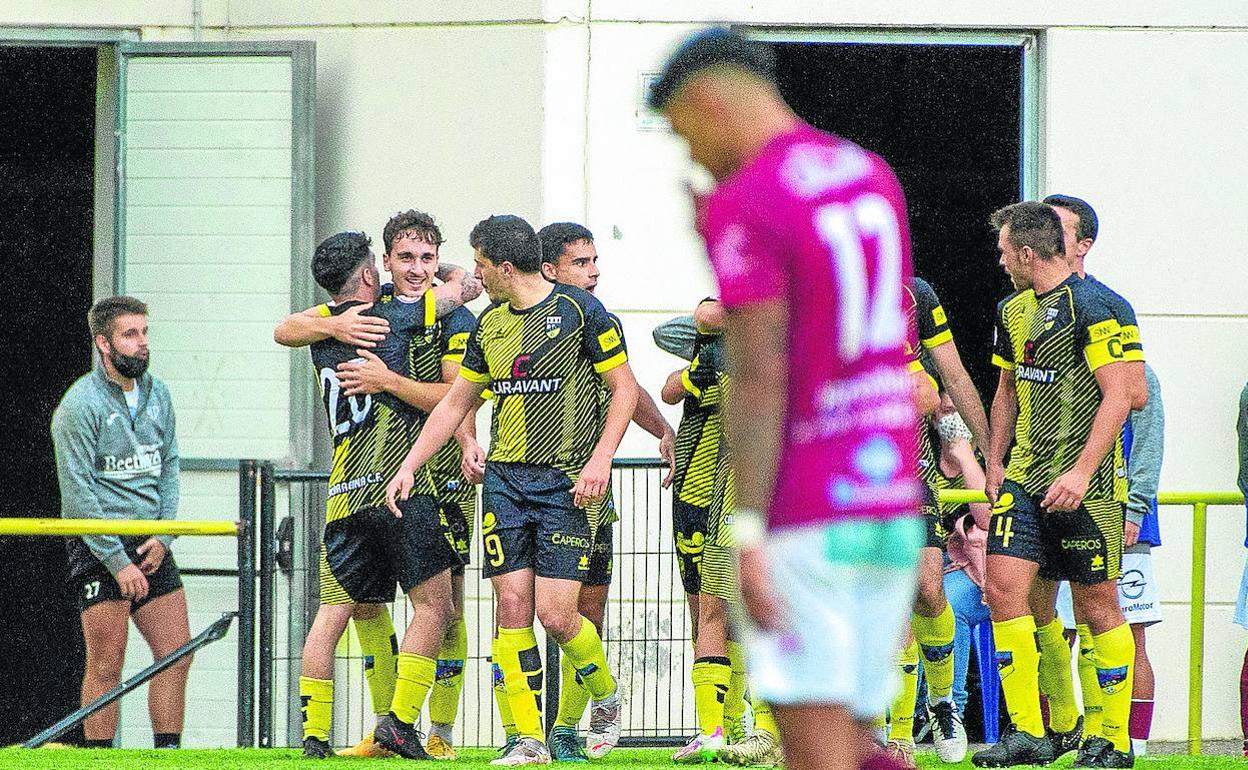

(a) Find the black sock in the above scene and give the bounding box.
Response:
[154,733,181,749]
[83,738,115,748]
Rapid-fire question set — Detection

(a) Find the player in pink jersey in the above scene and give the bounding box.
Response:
[651,29,926,770]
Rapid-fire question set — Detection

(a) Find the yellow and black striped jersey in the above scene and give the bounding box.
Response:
[917,423,969,516]
[459,283,627,474]
[673,334,724,510]
[312,292,466,521]
[706,370,735,546]
[406,298,477,501]
[992,274,1144,502]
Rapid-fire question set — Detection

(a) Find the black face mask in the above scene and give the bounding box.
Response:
[111,350,149,380]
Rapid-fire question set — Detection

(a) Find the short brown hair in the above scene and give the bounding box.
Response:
[383,209,444,254]
[88,295,148,340]
[989,201,1065,261]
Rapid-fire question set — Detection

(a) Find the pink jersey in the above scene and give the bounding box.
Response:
[701,123,920,531]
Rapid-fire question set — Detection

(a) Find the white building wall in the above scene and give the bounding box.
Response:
[2,0,1246,747]
[1043,28,1248,742]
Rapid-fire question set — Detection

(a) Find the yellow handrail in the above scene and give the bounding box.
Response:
[0,519,240,537]
[936,487,1245,755]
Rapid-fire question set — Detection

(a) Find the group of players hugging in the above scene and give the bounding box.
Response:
[276,30,1163,770]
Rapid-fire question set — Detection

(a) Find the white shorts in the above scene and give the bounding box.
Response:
[1056,550,1162,628]
[1234,553,1248,630]
[737,519,918,719]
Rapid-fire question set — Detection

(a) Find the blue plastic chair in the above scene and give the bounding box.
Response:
[972,620,1000,744]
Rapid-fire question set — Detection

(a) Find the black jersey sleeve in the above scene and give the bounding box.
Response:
[607,312,629,355]
[582,295,628,374]
[458,307,494,384]
[912,277,953,349]
[992,295,1015,371]
[441,306,477,364]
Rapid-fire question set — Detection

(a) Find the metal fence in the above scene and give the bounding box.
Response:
[242,458,695,749]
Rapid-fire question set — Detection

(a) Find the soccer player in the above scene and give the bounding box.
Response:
[651,29,925,770]
[274,212,481,759]
[283,231,462,759]
[656,302,723,635]
[653,303,766,764]
[974,202,1145,769]
[1041,194,1162,760]
[52,296,190,749]
[884,279,978,766]
[386,214,635,766]
[535,221,677,761]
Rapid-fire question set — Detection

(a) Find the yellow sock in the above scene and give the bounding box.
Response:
[353,609,398,717]
[692,657,731,737]
[490,657,518,737]
[558,616,616,700]
[554,650,592,728]
[428,618,467,726]
[495,627,544,740]
[752,695,778,739]
[1036,618,1079,732]
[724,640,748,728]
[912,605,956,704]
[1092,623,1135,753]
[993,616,1044,738]
[391,653,436,725]
[299,676,333,742]
[1075,625,1103,737]
[889,641,919,742]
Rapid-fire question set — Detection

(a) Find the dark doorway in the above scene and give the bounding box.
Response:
[0,45,98,745]
[772,41,1021,398]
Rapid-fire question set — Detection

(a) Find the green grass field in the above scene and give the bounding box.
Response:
[0,747,1245,770]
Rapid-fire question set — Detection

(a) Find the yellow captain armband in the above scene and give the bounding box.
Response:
[1119,324,1145,362]
[1084,338,1127,371]
[459,366,491,384]
[316,304,332,317]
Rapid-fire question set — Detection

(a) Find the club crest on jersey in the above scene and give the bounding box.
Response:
[1044,306,1061,329]
[545,315,562,338]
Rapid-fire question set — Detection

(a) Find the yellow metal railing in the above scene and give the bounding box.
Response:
[0,519,239,537]
[938,488,1247,755]
[0,496,258,748]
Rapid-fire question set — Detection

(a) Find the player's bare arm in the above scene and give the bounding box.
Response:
[913,370,940,416]
[273,303,389,348]
[948,440,991,530]
[986,368,1018,504]
[1124,360,1149,411]
[575,363,639,508]
[661,367,694,405]
[432,262,483,318]
[723,298,788,632]
[631,387,677,488]
[336,348,452,411]
[386,376,486,515]
[442,357,486,484]
[929,339,991,451]
[1041,360,1135,513]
